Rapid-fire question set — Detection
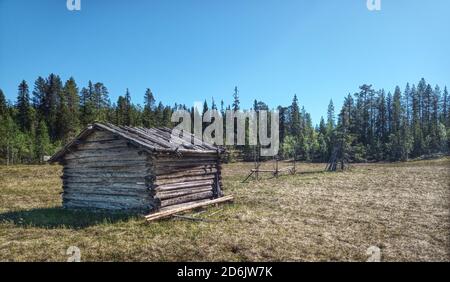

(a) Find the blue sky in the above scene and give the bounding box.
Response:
[1,0,449,124]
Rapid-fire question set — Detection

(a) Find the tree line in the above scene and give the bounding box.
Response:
[279,79,449,162]
[0,74,448,164]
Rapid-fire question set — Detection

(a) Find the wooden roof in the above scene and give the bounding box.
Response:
[49,122,223,162]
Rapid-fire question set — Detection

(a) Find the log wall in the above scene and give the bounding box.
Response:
[151,152,223,210]
[60,129,223,213]
[62,130,156,212]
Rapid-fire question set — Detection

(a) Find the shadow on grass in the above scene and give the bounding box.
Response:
[0,207,139,229]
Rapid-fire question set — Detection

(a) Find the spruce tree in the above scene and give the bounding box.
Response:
[116,96,127,126]
[63,78,80,139]
[16,80,33,132]
[443,86,449,127]
[375,89,387,159]
[290,94,301,137]
[211,97,217,110]
[326,99,335,129]
[45,74,63,140]
[32,76,47,118]
[232,86,240,111]
[404,83,412,125]
[0,89,7,118]
[389,86,403,160]
[411,84,424,157]
[124,89,132,125]
[143,88,155,128]
[35,120,51,163]
[93,82,110,122]
[430,85,441,152]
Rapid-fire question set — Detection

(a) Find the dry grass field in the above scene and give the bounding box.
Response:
[0,158,449,261]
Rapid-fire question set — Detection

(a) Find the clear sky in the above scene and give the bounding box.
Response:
[1,0,449,124]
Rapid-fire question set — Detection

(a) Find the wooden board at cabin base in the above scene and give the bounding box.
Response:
[145,195,234,222]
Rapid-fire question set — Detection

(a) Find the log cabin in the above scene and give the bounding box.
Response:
[49,122,225,213]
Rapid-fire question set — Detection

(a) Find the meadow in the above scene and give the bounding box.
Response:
[0,158,449,261]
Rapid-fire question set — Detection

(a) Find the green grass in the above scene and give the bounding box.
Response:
[0,159,449,261]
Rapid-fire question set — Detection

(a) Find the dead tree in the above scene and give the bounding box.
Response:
[326,132,350,172]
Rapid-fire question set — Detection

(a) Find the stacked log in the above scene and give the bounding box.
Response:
[151,152,222,210]
[58,127,224,213]
[61,130,157,212]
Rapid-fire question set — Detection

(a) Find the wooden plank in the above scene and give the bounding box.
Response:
[64,151,144,161]
[63,181,148,190]
[63,172,148,178]
[156,168,217,179]
[63,161,148,169]
[145,195,234,221]
[63,175,147,183]
[63,167,150,174]
[155,179,214,192]
[63,193,150,205]
[64,198,155,211]
[65,155,147,164]
[64,185,150,195]
[155,174,217,185]
[159,191,214,208]
[157,187,213,200]
[76,139,130,150]
[154,164,217,175]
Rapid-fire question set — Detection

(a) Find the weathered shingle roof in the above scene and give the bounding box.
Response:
[49,122,223,162]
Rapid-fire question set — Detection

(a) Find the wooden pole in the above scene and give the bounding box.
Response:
[293,154,296,174]
[275,157,279,178]
[255,147,259,181]
[145,195,234,221]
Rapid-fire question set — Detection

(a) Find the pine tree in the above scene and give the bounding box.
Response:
[154,102,165,127]
[143,88,155,128]
[211,97,217,110]
[430,85,441,152]
[404,83,412,126]
[354,85,374,146]
[162,106,172,127]
[35,120,51,163]
[0,89,7,118]
[92,82,110,122]
[290,94,301,137]
[116,96,127,126]
[45,74,63,140]
[202,100,209,116]
[278,106,287,149]
[56,81,73,143]
[63,77,80,140]
[389,86,403,160]
[32,76,47,118]
[220,100,225,116]
[423,84,433,139]
[232,86,240,111]
[326,99,335,129]
[442,86,449,127]
[327,100,353,171]
[386,92,393,136]
[124,89,132,125]
[417,78,427,132]
[16,80,33,132]
[317,116,328,161]
[411,84,424,157]
[0,115,18,165]
[375,89,388,159]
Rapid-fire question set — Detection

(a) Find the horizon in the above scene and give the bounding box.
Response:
[1,0,449,124]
